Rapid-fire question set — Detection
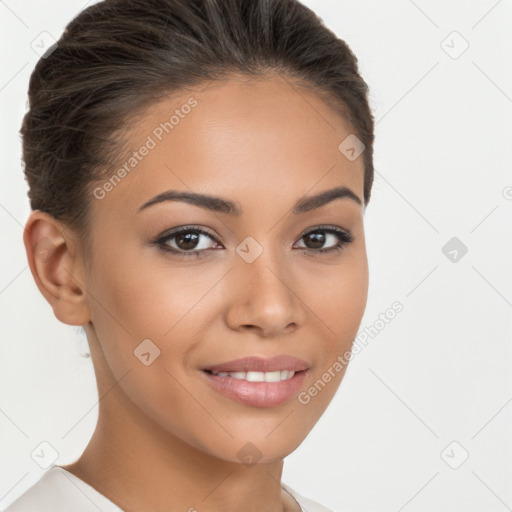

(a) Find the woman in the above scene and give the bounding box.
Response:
[8,0,375,510]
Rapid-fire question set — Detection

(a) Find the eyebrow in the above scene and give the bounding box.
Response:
[137,185,362,215]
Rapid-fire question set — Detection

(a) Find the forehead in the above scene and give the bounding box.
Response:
[93,74,365,216]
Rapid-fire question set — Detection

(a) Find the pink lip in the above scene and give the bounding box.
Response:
[202,354,310,373]
[201,355,311,407]
[201,369,308,408]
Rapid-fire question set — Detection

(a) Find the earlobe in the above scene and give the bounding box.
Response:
[23,211,91,326]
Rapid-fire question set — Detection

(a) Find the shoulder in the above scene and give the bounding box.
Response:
[3,466,123,512]
[282,482,337,512]
[4,468,335,512]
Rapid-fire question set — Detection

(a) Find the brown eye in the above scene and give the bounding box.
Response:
[302,231,327,250]
[153,224,353,260]
[154,226,221,259]
[174,231,201,251]
[294,226,354,255]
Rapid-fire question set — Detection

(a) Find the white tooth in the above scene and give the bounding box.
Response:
[246,371,265,382]
[214,370,297,381]
[264,371,282,382]
[229,372,247,380]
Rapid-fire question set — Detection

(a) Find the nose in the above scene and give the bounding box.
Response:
[224,247,306,338]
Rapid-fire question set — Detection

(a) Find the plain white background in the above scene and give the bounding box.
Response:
[1,1,511,511]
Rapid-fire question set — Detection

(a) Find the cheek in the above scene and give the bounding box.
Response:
[302,254,368,348]
[84,254,227,449]
[85,250,231,391]
[89,248,219,337]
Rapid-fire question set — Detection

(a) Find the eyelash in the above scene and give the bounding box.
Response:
[152,224,354,260]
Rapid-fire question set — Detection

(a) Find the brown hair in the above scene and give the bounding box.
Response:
[21,0,375,242]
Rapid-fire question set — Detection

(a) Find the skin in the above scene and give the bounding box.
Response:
[24,73,369,512]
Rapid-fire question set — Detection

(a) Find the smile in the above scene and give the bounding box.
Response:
[206,370,296,382]
[201,369,308,407]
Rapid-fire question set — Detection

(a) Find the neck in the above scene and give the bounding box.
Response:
[61,336,300,512]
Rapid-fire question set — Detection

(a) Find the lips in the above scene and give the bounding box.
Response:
[201,368,308,407]
[201,355,311,407]
[202,354,310,373]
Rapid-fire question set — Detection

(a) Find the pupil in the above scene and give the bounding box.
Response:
[177,232,199,250]
[306,232,325,249]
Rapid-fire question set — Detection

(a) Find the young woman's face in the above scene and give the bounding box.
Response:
[83,74,369,463]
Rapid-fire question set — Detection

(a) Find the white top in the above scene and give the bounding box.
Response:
[3,465,335,512]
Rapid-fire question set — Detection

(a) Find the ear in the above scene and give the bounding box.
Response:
[23,211,91,326]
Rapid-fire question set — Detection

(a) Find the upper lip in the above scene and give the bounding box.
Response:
[203,355,310,373]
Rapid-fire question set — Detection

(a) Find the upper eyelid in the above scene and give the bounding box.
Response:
[155,225,216,240]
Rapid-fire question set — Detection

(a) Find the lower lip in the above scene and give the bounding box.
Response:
[201,370,308,408]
